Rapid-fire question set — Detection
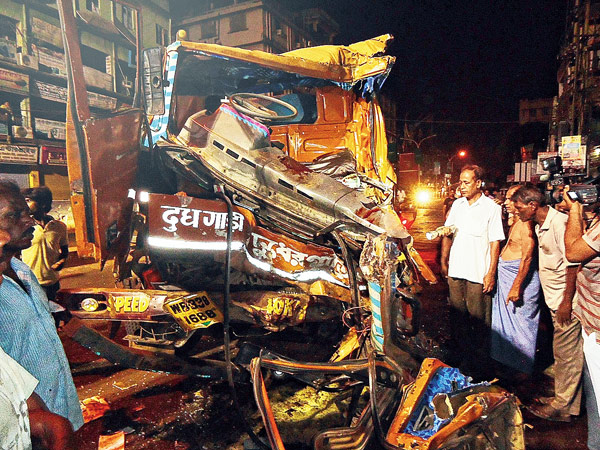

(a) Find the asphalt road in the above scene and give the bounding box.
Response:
[59,199,589,449]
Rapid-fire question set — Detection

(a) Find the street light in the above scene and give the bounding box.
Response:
[447,149,468,181]
[449,149,467,163]
[398,134,437,150]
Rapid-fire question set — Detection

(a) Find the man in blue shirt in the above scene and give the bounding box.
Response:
[0,181,83,430]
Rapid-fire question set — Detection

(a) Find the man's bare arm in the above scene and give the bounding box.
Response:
[50,244,69,271]
[27,393,74,450]
[483,240,500,293]
[556,265,578,326]
[565,201,598,262]
[506,221,535,303]
[441,235,452,279]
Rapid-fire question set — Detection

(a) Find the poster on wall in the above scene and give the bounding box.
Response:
[40,146,67,166]
[560,135,587,171]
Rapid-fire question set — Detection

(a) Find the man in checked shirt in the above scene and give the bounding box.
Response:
[0,181,83,431]
[565,186,600,450]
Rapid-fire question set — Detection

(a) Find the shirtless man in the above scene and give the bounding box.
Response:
[490,185,542,376]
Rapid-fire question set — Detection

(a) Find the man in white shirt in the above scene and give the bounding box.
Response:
[513,185,582,422]
[0,345,74,450]
[441,165,505,377]
[1,343,39,450]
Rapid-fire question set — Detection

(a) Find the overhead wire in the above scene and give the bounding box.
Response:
[385,118,519,125]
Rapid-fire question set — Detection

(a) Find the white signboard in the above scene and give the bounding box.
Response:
[32,80,117,110]
[31,17,63,48]
[514,162,535,182]
[0,144,38,164]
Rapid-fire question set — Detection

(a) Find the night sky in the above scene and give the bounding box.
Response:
[287,0,567,120]
[283,0,568,178]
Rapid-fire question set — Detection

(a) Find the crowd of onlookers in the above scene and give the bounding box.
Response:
[442,164,600,450]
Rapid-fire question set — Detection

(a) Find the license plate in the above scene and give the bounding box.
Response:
[164,292,223,331]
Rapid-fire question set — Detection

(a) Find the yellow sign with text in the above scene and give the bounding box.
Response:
[111,294,150,313]
[164,292,223,331]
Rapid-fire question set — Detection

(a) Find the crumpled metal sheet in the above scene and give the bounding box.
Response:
[359,234,402,352]
[231,291,311,332]
[352,98,397,191]
[250,356,524,450]
[359,234,402,286]
[386,358,525,450]
[176,35,395,87]
[304,150,358,179]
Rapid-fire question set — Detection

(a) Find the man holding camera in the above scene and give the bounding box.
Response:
[564,186,600,450]
[512,185,583,422]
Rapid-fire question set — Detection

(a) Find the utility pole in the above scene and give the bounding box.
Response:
[397,134,436,185]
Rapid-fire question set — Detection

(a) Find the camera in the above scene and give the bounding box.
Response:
[566,184,600,205]
[541,156,600,205]
[540,156,564,185]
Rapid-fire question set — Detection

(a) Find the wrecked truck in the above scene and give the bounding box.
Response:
[55,0,524,447]
[58,1,433,362]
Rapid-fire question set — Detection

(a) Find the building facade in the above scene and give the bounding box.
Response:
[172,0,339,52]
[519,98,553,126]
[553,0,600,173]
[0,0,169,208]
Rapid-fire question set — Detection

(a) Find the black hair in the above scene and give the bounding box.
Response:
[512,184,545,205]
[0,181,22,202]
[22,186,53,213]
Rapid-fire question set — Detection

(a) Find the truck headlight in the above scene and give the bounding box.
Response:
[81,298,99,312]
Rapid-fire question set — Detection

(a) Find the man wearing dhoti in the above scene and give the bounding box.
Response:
[491,185,541,376]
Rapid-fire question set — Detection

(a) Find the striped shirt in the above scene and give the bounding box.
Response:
[0,257,83,430]
[574,219,600,344]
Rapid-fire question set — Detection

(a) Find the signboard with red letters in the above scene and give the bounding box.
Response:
[40,146,67,166]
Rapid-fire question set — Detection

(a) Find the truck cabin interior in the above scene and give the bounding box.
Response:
[169,51,355,148]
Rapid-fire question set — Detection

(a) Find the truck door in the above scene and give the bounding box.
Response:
[58,0,143,262]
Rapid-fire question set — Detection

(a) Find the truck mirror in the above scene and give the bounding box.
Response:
[142,47,165,115]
